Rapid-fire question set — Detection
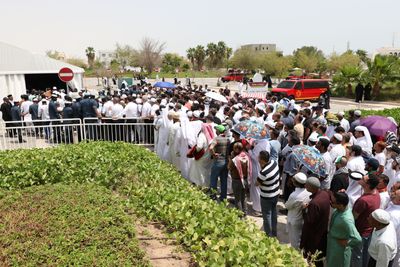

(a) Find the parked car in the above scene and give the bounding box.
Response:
[271,79,329,101]
[221,72,245,82]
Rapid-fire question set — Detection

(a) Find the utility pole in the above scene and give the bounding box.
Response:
[346,41,350,51]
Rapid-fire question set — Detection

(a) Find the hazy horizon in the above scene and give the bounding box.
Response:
[1,0,399,59]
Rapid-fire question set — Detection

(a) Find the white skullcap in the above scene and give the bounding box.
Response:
[161,99,167,105]
[187,111,193,117]
[193,110,201,118]
[354,110,361,116]
[265,121,276,129]
[121,94,127,99]
[308,135,318,143]
[52,86,57,90]
[371,209,391,224]
[193,100,199,104]
[150,97,156,102]
[136,98,142,104]
[337,111,345,116]
[237,103,243,108]
[293,172,307,184]
[334,133,343,142]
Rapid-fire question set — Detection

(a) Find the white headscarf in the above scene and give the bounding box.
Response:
[354,126,373,155]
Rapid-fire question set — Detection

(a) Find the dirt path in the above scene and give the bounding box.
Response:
[135,222,192,267]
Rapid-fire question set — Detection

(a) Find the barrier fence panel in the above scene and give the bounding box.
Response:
[82,118,155,147]
[0,118,156,151]
[0,118,82,151]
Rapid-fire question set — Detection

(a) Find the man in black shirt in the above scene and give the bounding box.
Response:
[330,156,349,193]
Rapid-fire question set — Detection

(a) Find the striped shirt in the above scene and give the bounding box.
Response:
[257,160,280,198]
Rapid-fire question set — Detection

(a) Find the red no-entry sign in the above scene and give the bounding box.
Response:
[58,67,74,82]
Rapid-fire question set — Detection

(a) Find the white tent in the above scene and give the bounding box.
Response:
[0,42,84,97]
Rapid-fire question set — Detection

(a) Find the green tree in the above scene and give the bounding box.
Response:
[356,49,370,64]
[366,55,397,97]
[206,42,218,68]
[332,65,363,96]
[230,47,259,71]
[259,53,293,78]
[293,46,326,73]
[327,51,360,73]
[138,37,165,74]
[162,53,183,73]
[85,47,95,69]
[186,47,195,69]
[193,45,206,71]
[225,47,233,70]
[115,44,138,71]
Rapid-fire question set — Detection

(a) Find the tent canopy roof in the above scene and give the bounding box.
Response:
[0,42,85,75]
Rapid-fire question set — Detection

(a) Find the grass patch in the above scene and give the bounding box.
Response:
[0,183,149,266]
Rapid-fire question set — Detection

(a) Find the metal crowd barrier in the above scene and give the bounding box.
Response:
[0,117,155,151]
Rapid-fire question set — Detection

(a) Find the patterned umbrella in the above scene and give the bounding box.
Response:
[233,120,269,140]
[292,145,326,177]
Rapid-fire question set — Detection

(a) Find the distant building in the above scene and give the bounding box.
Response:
[241,43,277,53]
[97,50,116,66]
[373,47,400,58]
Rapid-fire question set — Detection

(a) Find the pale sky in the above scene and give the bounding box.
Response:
[1,0,399,59]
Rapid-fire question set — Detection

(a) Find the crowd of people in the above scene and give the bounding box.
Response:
[1,83,400,267]
[149,86,400,267]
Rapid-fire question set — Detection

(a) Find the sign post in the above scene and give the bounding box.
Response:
[58,67,74,93]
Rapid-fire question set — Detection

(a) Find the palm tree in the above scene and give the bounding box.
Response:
[186,48,196,69]
[85,47,96,69]
[366,55,396,97]
[206,43,218,68]
[194,45,206,71]
[332,65,363,96]
[225,47,233,70]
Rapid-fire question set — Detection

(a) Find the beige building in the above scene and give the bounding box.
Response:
[373,47,400,58]
[241,43,277,52]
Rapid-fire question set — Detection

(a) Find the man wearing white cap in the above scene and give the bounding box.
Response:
[337,111,350,132]
[367,209,397,266]
[330,133,346,163]
[285,172,311,249]
[350,110,362,132]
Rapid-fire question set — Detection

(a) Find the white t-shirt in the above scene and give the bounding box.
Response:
[122,102,139,118]
[21,100,32,121]
[374,152,386,167]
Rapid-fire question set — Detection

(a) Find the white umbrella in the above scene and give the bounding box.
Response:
[205,91,228,103]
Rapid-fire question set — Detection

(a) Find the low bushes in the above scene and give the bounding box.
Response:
[0,142,306,266]
[356,107,400,124]
[0,183,149,266]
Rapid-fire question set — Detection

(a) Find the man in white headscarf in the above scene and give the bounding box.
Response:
[354,126,373,156]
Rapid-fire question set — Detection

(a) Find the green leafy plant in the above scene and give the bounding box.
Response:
[0,142,306,266]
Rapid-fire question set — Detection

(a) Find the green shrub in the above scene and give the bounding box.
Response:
[0,142,306,266]
[346,107,400,125]
[0,183,149,266]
